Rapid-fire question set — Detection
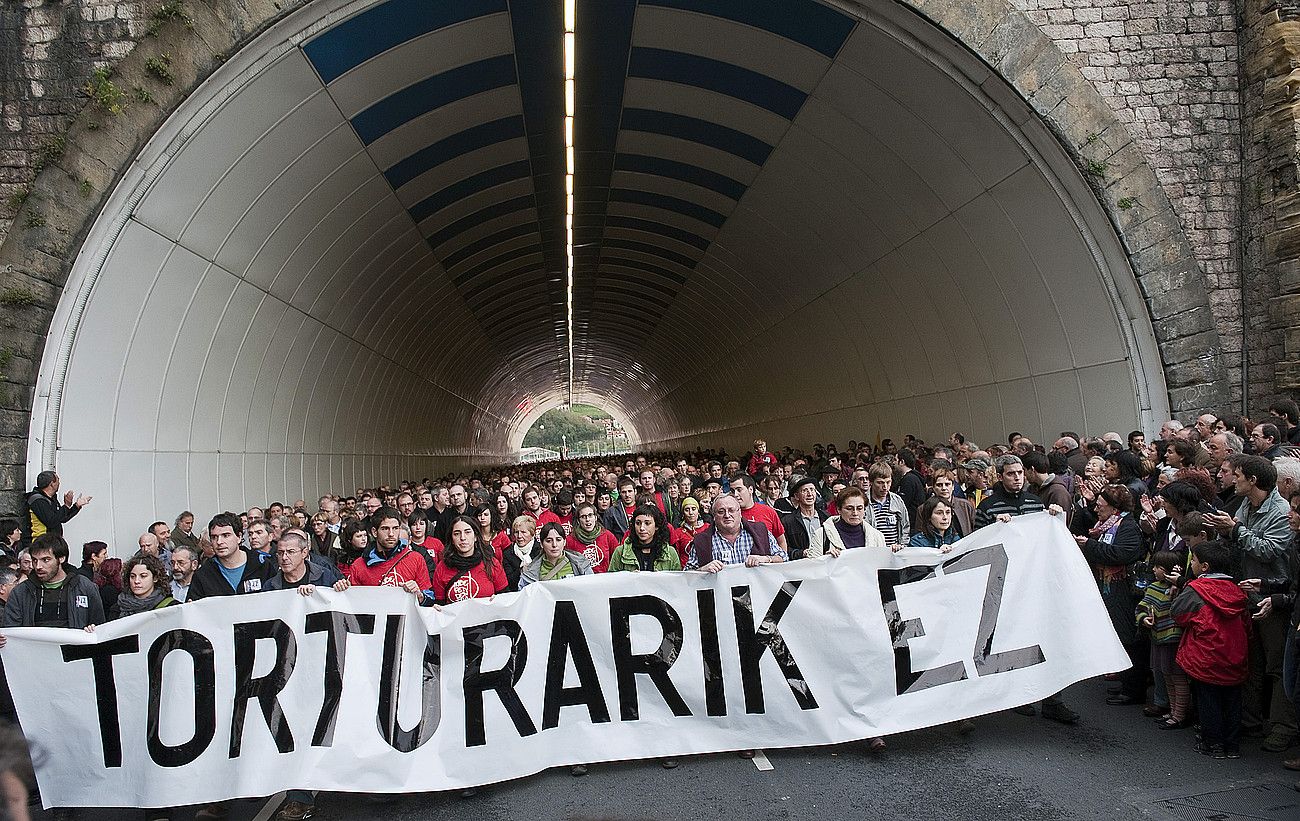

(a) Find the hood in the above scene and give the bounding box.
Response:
[1191,575,1248,618]
[365,544,408,566]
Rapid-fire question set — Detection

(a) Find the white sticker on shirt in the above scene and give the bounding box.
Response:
[75,595,88,608]
[244,579,262,592]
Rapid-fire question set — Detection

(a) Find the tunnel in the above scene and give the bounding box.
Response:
[24,0,1177,543]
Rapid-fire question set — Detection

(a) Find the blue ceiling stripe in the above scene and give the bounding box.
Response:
[424,194,535,250]
[603,238,698,270]
[614,153,746,200]
[304,0,508,84]
[506,0,568,308]
[351,55,518,145]
[640,0,855,59]
[407,160,531,224]
[598,254,689,285]
[604,215,711,250]
[609,188,726,228]
[384,116,527,189]
[627,47,806,120]
[440,222,538,269]
[620,108,772,165]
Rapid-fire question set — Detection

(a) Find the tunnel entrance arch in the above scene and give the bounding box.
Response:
[6,0,1223,545]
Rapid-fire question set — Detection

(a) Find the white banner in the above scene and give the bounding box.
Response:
[3,513,1127,807]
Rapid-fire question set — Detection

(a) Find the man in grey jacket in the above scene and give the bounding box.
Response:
[1207,454,1296,750]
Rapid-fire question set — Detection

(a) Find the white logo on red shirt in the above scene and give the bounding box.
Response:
[449,574,479,602]
[582,543,604,568]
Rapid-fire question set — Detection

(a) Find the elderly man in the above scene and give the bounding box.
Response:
[1054,436,1089,477]
[778,477,827,560]
[136,531,173,575]
[1205,431,1244,469]
[686,495,787,572]
[1159,419,1184,441]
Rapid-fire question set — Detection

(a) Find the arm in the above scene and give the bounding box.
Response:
[1230,503,1293,566]
[1170,584,1204,626]
[897,498,911,543]
[86,583,105,625]
[1079,518,1145,566]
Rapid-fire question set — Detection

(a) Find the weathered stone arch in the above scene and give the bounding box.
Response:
[0,0,1226,532]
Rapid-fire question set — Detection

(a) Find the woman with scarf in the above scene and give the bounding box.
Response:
[566,503,616,572]
[671,497,710,565]
[503,515,539,591]
[309,514,343,565]
[108,554,176,620]
[1073,483,1148,706]
[908,497,960,550]
[521,523,594,776]
[433,515,509,605]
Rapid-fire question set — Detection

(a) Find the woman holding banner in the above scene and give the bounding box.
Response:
[107,554,176,621]
[566,503,616,572]
[433,515,509,605]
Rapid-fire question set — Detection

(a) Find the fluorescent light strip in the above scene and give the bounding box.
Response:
[564,2,575,408]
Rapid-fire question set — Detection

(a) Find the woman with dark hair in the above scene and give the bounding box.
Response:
[310,513,342,564]
[472,505,510,556]
[433,515,508,605]
[566,503,616,572]
[1163,439,1200,471]
[1142,480,1210,555]
[1105,450,1150,504]
[520,523,592,589]
[607,504,681,573]
[108,554,176,620]
[340,520,370,568]
[492,492,517,540]
[93,557,123,617]
[1073,484,1148,706]
[0,519,19,559]
[78,540,108,580]
[908,497,960,551]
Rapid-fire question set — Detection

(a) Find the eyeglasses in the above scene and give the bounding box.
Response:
[274,548,304,558]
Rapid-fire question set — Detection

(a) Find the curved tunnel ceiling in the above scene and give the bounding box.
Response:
[32,0,1168,542]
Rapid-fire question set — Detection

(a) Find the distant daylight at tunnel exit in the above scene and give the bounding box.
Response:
[6,0,1300,818]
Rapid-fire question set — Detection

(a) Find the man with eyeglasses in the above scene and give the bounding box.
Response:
[686,495,786,572]
[263,530,343,593]
[1251,423,1284,459]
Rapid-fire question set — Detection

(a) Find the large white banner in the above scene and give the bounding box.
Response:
[3,514,1127,807]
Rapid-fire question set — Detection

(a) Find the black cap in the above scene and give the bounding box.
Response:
[789,476,818,494]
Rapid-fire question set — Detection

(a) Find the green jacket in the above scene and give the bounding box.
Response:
[607,540,682,573]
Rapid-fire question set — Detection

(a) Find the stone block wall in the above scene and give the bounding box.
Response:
[1012,0,1247,413]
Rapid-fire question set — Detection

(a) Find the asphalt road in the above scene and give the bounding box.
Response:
[48,678,1300,821]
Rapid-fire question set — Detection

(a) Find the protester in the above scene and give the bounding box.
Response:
[566,503,615,573]
[187,513,269,599]
[264,530,343,593]
[909,497,960,551]
[2,534,103,630]
[21,471,91,545]
[337,508,432,601]
[430,515,507,605]
[1173,540,1252,759]
[108,554,177,620]
[1137,550,1191,728]
[169,544,197,602]
[608,504,681,573]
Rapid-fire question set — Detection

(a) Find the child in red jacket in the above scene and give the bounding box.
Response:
[1171,540,1251,759]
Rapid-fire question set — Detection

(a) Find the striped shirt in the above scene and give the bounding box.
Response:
[870,497,901,544]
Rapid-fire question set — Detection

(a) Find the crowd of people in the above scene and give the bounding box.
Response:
[2,399,1300,818]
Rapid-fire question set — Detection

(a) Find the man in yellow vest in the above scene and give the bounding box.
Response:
[21,471,91,546]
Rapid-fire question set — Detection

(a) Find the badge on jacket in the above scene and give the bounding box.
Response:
[75,595,88,608]
[243,579,262,592]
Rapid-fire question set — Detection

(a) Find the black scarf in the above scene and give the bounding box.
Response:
[445,550,482,571]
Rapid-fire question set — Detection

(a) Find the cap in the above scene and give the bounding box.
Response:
[788,476,818,494]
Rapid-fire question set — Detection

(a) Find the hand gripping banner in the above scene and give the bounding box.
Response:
[2,513,1128,807]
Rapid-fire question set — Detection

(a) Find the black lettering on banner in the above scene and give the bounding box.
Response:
[306,611,375,747]
[609,595,691,721]
[731,582,818,713]
[230,620,298,758]
[878,565,966,695]
[881,544,1046,696]
[462,620,537,747]
[541,601,610,729]
[696,589,726,717]
[147,630,217,767]
[61,635,140,768]
[376,614,441,753]
[942,544,1045,675]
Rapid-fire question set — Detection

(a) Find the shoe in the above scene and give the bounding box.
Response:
[957,719,976,735]
[661,758,678,769]
[1158,718,1192,730]
[1283,756,1300,771]
[459,788,478,798]
[1223,745,1241,759]
[195,804,230,820]
[1194,741,1222,757]
[738,749,756,759]
[570,764,588,776]
[274,802,315,821]
[1106,686,1121,696]
[1104,673,1119,681]
[867,737,886,753]
[1262,733,1297,753]
[1106,695,1142,706]
[1041,703,1080,724]
[1011,704,1036,716]
[1142,704,1170,717]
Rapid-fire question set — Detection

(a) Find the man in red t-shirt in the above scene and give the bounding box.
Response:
[731,474,787,554]
[337,508,432,603]
[519,485,545,522]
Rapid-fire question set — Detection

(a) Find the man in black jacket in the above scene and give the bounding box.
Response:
[187,512,269,600]
[21,471,91,546]
[779,477,827,560]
